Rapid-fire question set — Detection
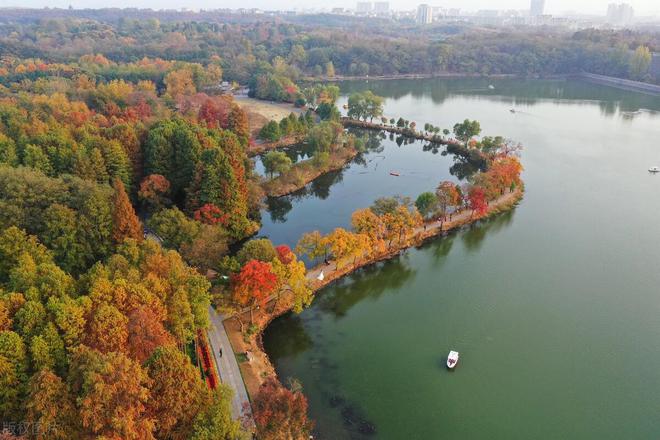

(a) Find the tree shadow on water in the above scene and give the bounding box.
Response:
[265,196,293,223]
[262,312,313,361]
[315,256,416,319]
[461,208,516,253]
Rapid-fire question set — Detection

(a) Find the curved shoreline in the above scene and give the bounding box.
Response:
[223,187,524,399]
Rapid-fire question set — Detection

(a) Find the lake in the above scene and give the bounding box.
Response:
[261,78,660,439]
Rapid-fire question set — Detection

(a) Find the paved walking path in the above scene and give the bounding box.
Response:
[207,305,254,425]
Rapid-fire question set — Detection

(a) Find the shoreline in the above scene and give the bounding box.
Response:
[261,147,358,197]
[304,72,519,82]
[223,187,524,400]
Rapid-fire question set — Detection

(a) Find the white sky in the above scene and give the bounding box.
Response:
[5,0,660,16]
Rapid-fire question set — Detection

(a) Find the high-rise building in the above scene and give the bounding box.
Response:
[374,1,389,15]
[530,0,545,16]
[606,3,634,25]
[416,4,433,24]
[356,1,373,14]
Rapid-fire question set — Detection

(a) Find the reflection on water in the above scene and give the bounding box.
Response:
[460,208,516,254]
[337,77,660,116]
[258,128,478,248]
[316,256,416,319]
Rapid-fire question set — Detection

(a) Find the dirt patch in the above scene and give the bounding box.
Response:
[234,96,302,139]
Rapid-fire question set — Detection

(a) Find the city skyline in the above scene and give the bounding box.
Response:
[6,0,660,16]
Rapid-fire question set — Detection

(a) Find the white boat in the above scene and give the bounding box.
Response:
[447,351,459,369]
[649,166,659,173]
[488,84,495,90]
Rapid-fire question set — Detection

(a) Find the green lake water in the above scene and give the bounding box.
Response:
[261,78,660,439]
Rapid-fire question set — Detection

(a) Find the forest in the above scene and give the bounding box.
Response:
[0,39,323,437]
[0,13,657,90]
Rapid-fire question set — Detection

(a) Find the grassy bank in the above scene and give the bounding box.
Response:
[261,147,358,197]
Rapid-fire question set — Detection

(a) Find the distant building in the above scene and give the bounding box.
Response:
[606,3,634,25]
[374,1,389,15]
[416,4,433,24]
[356,1,373,14]
[530,0,545,16]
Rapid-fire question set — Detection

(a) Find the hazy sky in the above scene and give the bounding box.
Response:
[7,0,660,16]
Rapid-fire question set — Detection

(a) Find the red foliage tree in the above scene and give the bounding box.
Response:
[193,203,229,226]
[253,378,314,440]
[231,260,278,322]
[467,186,489,218]
[198,98,229,129]
[276,245,294,265]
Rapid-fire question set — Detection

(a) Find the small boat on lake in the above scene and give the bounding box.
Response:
[447,351,459,369]
[509,109,516,113]
[649,166,659,173]
[389,171,400,176]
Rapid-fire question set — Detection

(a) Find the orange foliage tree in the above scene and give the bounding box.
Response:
[112,178,143,245]
[253,378,314,440]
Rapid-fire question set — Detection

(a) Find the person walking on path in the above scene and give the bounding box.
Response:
[219,348,223,357]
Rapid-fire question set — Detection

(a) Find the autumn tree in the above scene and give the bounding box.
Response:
[145,346,207,439]
[86,303,128,353]
[381,205,422,248]
[231,260,278,324]
[112,177,142,245]
[165,69,196,97]
[253,378,314,440]
[25,369,79,440]
[138,174,171,211]
[351,208,386,252]
[227,105,250,144]
[436,181,462,225]
[193,204,229,226]
[68,347,155,440]
[198,98,229,129]
[295,231,328,263]
[467,186,488,218]
[127,306,174,363]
